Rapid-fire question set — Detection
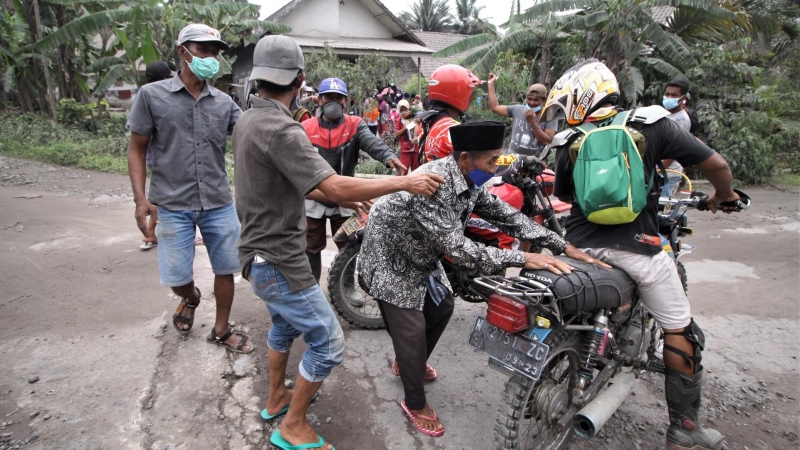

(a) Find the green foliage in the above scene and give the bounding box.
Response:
[403,74,428,98]
[490,51,531,104]
[304,45,399,112]
[0,111,128,172]
[355,159,393,175]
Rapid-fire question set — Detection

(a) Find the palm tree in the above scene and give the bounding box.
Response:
[453,0,491,35]
[437,0,748,106]
[402,0,454,32]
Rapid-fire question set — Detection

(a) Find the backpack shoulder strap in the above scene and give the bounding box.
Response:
[610,110,632,126]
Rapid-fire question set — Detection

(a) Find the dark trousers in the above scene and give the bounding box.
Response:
[306,214,349,282]
[377,291,455,410]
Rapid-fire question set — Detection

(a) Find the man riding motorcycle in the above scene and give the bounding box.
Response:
[547,60,739,450]
[420,64,545,175]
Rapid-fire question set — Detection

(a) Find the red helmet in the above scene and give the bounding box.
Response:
[428,64,481,113]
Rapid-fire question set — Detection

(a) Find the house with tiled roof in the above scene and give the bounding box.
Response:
[229,0,434,88]
[413,31,491,79]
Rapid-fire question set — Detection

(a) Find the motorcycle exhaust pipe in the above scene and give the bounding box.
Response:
[572,371,637,439]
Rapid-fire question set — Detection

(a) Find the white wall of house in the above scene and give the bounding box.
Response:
[281,0,339,38]
[339,0,392,38]
[279,0,393,39]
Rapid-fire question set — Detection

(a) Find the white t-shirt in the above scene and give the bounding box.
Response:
[665,109,691,173]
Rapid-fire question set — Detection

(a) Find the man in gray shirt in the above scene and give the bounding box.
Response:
[487,73,558,157]
[233,35,443,450]
[127,24,252,354]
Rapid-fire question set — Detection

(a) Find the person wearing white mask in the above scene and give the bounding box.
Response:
[660,79,692,196]
[487,73,558,157]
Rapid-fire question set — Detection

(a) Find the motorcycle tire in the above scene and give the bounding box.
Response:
[327,241,386,330]
[494,328,580,450]
[676,260,688,294]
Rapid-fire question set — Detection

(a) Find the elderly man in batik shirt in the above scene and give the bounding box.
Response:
[357,121,607,437]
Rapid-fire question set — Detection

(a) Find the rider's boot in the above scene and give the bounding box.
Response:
[664,367,724,450]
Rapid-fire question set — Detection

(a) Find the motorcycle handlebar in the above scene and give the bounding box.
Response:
[661,189,751,216]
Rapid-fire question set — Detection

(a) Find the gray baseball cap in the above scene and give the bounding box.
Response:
[177,23,229,51]
[250,35,304,86]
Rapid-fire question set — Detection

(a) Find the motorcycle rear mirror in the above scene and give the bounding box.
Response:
[733,188,751,207]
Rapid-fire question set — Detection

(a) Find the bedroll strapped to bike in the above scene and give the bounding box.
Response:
[569,110,655,225]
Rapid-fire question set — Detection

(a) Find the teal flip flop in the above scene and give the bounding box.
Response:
[261,392,319,421]
[269,429,334,450]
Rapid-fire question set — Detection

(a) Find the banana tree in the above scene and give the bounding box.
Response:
[36,0,290,93]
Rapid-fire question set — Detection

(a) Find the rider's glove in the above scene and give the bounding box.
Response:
[521,155,545,170]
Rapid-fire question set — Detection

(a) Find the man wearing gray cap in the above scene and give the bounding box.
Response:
[233,35,444,450]
[127,23,252,354]
[487,73,558,157]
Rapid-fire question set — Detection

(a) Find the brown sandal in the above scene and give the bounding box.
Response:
[172,287,200,336]
[207,328,254,354]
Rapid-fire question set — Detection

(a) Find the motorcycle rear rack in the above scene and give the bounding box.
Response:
[472,275,554,305]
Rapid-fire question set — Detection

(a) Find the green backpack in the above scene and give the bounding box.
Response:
[569,110,655,225]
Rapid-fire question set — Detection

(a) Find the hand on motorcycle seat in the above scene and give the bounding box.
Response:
[523,253,573,275]
[563,244,612,269]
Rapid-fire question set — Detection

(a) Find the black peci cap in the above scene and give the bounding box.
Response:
[449,121,506,152]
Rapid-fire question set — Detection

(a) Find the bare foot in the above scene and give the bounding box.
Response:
[280,420,334,450]
[265,388,293,416]
[410,402,443,434]
[392,360,437,380]
[174,288,200,331]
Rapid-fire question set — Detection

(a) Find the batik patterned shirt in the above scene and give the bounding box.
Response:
[357,156,569,310]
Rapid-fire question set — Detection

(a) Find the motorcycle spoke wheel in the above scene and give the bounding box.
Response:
[327,242,385,329]
[495,329,580,450]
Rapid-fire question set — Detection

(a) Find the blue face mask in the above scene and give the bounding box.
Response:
[662,96,681,111]
[525,104,542,113]
[467,153,495,188]
[183,46,219,81]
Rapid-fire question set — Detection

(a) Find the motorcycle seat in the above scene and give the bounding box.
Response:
[520,256,637,312]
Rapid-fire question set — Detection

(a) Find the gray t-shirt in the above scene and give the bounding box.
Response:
[233,97,336,293]
[127,75,241,211]
[506,105,559,157]
[665,109,691,172]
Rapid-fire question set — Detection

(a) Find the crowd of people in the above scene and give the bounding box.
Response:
[127,23,738,450]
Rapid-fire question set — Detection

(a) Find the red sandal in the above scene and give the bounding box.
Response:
[401,400,444,437]
[392,362,438,381]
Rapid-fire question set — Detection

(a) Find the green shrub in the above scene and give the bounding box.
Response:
[0,111,129,173]
[355,159,392,175]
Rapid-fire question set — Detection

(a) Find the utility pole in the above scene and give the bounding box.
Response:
[32,0,58,122]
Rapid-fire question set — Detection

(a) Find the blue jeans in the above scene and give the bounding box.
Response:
[156,202,241,287]
[249,259,344,382]
[661,175,681,197]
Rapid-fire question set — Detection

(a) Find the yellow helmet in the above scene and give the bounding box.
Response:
[542,59,620,126]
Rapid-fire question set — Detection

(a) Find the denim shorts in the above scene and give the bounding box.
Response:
[249,259,344,383]
[156,202,241,287]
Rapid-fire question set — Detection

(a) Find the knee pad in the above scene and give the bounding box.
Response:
[663,318,704,373]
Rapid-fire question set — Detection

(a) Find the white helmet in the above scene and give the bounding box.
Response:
[542,59,620,126]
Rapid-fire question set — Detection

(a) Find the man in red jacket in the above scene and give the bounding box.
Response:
[302,77,407,281]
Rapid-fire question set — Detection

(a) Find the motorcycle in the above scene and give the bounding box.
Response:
[326,161,570,329]
[466,189,750,450]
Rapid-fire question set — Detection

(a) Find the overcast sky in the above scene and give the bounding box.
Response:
[250,0,525,28]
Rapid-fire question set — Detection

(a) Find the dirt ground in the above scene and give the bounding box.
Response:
[0,155,798,450]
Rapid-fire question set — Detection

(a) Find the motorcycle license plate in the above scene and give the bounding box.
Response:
[340,215,365,237]
[468,316,549,380]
